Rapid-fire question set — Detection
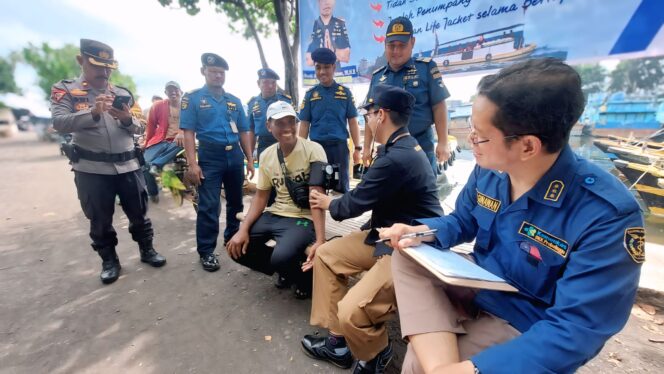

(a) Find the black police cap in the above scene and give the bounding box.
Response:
[80,39,118,69]
[201,53,229,70]
[360,85,415,116]
[311,48,337,64]
[258,68,280,80]
[385,17,414,43]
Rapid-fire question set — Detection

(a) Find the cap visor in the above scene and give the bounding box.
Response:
[385,35,411,43]
[88,57,118,69]
[269,111,297,120]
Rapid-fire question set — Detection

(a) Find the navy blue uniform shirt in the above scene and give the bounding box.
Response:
[418,145,644,373]
[298,81,357,142]
[329,127,444,256]
[179,85,249,144]
[368,57,450,137]
[247,92,293,138]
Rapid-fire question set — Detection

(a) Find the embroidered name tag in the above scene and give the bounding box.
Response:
[519,221,569,257]
[477,190,500,213]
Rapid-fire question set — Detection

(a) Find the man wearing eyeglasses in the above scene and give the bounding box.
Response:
[363,17,451,175]
[380,58,644,374]
[301,85,444,373]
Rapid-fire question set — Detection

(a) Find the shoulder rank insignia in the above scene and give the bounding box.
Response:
[476,190,501,213]
[624,227,645,263]
[544,180,564,202]
[70,89,88,96]
[372,65,387,75]
[310,91,321,101]
[416,57,432,63]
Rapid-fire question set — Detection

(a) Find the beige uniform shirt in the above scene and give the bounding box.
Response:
[258,137,327,220]
[51,76,144,175]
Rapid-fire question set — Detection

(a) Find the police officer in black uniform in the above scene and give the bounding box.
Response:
[51,39,166,285]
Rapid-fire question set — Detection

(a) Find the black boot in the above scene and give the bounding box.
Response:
[97,247,121,284]
[138,241,167,267]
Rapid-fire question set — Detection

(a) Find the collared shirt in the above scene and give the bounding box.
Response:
[51,75,144,175]
[368,57,450,137]
[247,92,293,138]
[179,85,249,145]
[298,81,357,142]
[418,145,644,373]
[306,16,350,68]
[329,127,444,256]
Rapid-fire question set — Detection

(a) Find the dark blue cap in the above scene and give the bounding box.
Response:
[360,85,415,116]
[258,68,280,80]
[311,48,337,64]
[201,53,229,69]
[385,17,413,43]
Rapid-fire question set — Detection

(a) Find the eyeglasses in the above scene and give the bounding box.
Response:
[468,129,541,145]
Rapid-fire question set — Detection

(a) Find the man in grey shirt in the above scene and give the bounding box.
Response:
[51,39,166,285]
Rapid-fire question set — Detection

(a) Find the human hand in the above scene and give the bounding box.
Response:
[362,151,372,167]
[309,189,332,210]
[377,223,429,251]
[174,132,185,147]
[436,141,451,163]
[245,160,255,180]
[108,103,133,126]
[91,94,112,117]
[301,240,325,272]
[352,149,361,165]
[186,163,205,186]
[226,229,249,259]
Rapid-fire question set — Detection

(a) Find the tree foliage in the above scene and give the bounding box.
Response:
[574,63,607,97]
[0,56,19,94]
[158,0,300,102]
[609,57,664,94]
[20,42,138,100]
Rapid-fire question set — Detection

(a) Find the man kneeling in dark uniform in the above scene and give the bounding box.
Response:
[52,39,166,284]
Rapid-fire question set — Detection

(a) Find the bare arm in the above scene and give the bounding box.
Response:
[239,131,255,180]
[348,116,361,165]
[183,129,204,186]
[303,185,327,271]
[226,188,270,259]
[433,101,450,163]
[335,48,350,63]
[299,120,311,139]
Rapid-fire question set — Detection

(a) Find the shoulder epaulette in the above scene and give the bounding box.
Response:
[415,57,432,63]
[281,92,292,100]
[185,88,202,96]
[372,65,387,75]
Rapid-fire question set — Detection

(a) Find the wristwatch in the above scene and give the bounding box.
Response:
[354,146,362,151]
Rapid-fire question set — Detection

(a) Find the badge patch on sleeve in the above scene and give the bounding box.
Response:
[181,97,189,110]
[519,221,569,257]
[51,87,66,102]
[476,190,500,213]
[624,227,645,263]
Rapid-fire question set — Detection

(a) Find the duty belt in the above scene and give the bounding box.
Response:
[74,145,138,163]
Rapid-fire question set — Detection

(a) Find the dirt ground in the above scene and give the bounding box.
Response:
[1,132,663,373]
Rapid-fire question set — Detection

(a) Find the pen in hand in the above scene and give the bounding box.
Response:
[374,229,438,244]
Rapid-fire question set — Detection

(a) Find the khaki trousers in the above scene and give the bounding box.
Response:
[310,231,396,361]
[392,250,521,374]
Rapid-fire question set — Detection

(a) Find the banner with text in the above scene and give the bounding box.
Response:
[299,0,664,86]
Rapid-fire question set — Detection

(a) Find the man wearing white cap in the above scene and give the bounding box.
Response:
[226,101,328,299]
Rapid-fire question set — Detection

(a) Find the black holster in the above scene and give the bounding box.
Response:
[61,142,80,163]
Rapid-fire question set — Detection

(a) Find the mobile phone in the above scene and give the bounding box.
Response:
[112,95,131,110]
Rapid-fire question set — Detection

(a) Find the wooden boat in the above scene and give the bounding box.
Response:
[613,159,664,217]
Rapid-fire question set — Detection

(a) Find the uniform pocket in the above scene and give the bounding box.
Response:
[500,240,567,304]
[470,205,496,251]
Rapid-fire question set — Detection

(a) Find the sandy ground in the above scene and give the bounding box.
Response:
[1,132,662,373]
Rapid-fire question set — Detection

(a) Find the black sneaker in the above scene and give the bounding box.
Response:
[274,273,291,289]
[301,334,353,369]
[351,343,393,374]
[200,253,220,272]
